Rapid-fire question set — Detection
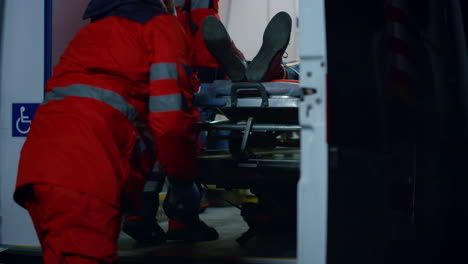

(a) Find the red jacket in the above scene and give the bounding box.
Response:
[15,13,199,207]
[175,0,222,82]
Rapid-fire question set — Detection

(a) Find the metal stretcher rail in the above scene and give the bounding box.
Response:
[221,96,300,108]
[198,148,300,186]
[209,81,302,124]
[199,120,301,132]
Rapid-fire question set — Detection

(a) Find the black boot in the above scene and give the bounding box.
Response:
[166,216,219,242]
[163,180,219,242]
[246,12,292,82]
[202,16,247,82]
[122,175,166,244]
[122,216,166,244]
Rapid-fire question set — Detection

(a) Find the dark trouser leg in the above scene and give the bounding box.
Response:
[122,171,166,244]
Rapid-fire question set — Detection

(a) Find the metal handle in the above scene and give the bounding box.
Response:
[230,82,269,107]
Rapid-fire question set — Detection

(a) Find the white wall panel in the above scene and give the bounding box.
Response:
[0,0,45,246]
[51,0,89,68]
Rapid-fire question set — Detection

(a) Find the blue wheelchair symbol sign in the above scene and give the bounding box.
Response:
[12,103,40,137]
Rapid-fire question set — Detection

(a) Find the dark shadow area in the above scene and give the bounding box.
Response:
[325,0,468,263]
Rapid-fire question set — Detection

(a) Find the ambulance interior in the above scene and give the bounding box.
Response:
[3,0,304,262]
[2,0,468,264]
[119,0,302,261]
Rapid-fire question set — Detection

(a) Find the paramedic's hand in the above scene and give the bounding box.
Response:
[193,83,227,107]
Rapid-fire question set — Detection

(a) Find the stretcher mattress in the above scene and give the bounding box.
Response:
[212,80,302,123]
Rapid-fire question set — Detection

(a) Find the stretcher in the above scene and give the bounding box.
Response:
[196,80,302,244]
[198,147,300,187]
[198,80,302,186]
[208,80,302,124]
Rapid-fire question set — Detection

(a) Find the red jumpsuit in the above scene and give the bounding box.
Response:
[122,0,224,240]
[14,4,198,263]
[175,0,222,82]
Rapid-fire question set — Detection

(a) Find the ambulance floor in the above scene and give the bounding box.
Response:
[117,206,297,262]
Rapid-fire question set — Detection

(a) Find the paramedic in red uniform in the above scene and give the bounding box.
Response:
[173,0,226,83]
[174,0,298,83]
[13,0,217,263]
[121,1,234,243]
[121,0,299,244]
[120,0,226,244]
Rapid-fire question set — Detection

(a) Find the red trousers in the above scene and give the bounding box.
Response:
[24,184,121,264]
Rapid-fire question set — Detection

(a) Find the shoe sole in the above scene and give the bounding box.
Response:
[166,229,219,242]
[122,222,166,244]
[202,16,246,82]
[246,12,292,82]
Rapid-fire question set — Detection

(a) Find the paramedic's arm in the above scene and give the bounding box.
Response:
[144,15,199,181]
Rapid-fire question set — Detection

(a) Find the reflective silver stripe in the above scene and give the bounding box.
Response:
[389,0,408,11]
[393,53,411,74]
[191,0,210,10]
[150,63,178,81]
[144,181,158,192]
[149,94,184,112]
[387,23,410,43]
[152,162,162,173]
[43,84,139,121]
[174,0,185,8]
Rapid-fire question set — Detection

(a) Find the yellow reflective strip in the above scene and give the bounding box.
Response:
[285,61,300,67]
